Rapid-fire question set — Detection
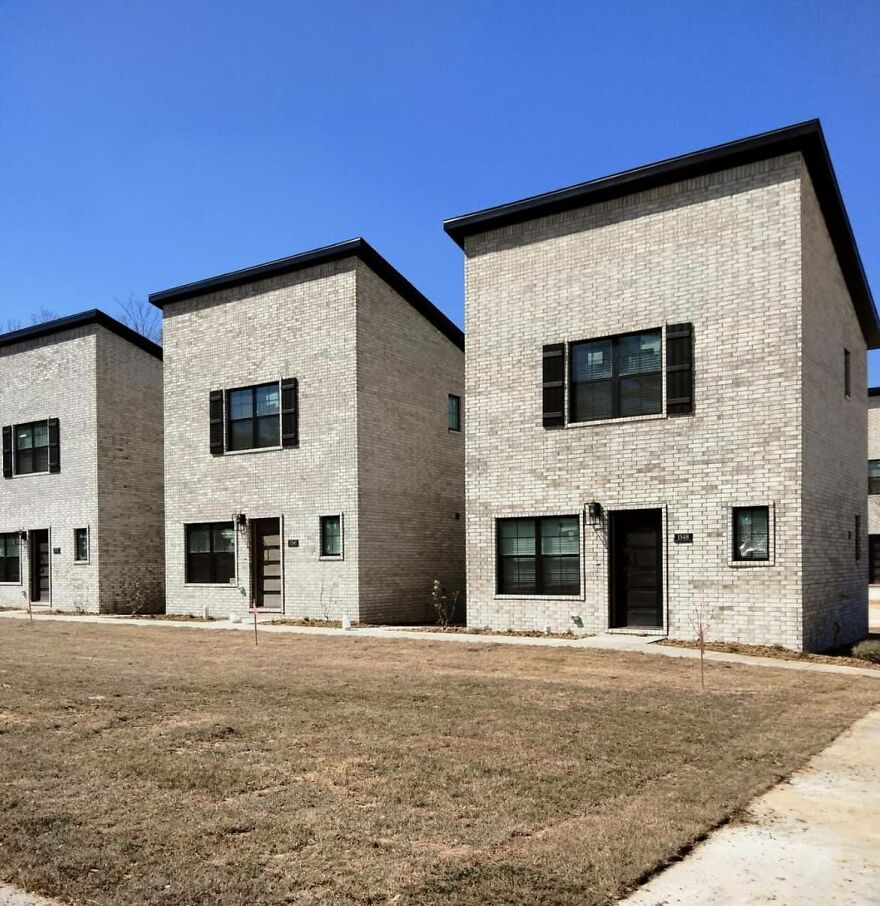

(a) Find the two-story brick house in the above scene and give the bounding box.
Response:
[0,310,164,613]
[445,120,878,651]
[150,238,465,623]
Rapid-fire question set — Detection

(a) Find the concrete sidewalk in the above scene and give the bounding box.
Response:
[622,706,880,905]
[1,608,878,679]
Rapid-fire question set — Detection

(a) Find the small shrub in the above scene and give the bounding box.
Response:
[431,579,461,628]
[852,639,880,664]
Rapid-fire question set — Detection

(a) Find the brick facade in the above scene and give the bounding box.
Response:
[453,144,872,651]
[158,244,464,623]
[0,314,164,613]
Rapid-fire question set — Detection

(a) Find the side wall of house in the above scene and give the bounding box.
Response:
[355,263,465,623]
[162,260,361,620]
[800,168,869,648]
[95,327,165,613]
[463,153,806,646]
[0,329,100,610]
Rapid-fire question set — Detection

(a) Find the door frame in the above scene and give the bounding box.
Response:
[249,514,284,613]
[29,528,51,606]
[607,505,667,631]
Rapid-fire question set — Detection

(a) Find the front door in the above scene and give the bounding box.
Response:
[869,535,880,584]
[610,509,662,628]
[30,529,50,603]
[251,518,282,610]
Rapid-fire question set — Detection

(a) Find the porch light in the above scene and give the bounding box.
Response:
[234,513,248,528]
[587,501,603,525]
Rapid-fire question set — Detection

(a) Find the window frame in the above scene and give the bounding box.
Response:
[447,394,462,432]
[184,522,237,585]
[0,532,22,584]
[495,515,581,597]
[844,348,852,399]
[73,527,90,564]
[730,505,773,566]
[319,515,343,559]
[14,420,50,476]
[225,382,281,453]
[569,328,663,424]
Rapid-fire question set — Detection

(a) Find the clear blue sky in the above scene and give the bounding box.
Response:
[2,2,879,378]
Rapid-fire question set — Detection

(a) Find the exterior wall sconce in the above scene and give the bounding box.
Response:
[587,501,603,526]
[234,513,248,528]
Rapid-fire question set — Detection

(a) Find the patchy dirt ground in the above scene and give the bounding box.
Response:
[0,621,878,905]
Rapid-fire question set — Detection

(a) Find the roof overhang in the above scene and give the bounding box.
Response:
[443,120,879,348]
[149,237,464,351]
[0,309,162,360]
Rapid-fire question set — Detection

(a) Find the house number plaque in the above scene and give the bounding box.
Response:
[673,533,693,544]
[287,539,299,548]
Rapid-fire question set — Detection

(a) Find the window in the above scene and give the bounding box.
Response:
[844,349,851,398]
[448,394,461,432]
[185,522,235,584]
[496,516,580,595]
[855,515,861,562]
[570,330,662,422]
[869,461,880,495]
[74,528,89,563]
[320,515,342,557]
[0,533,20,583]
[15,421,49,474]
[732,507,770,562]
[227,383,280,451]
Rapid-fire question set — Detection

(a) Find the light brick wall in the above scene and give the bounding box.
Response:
[95,327,165,613]
[800,168,869,648]
[463,154,812,647]
[162,260,361,620]
[355,261,465,623]
[0,323,163,613]
[868,398,880,539]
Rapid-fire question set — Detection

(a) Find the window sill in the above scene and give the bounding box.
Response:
[494,593,583,601]
[183,582,240,588]
[73,561,90,566]
[222,446,283,457]
[7,470,53,479]
[0,581,22,587]
[566,412,665,429]
[319,555,344,561]
[728,559,775,568]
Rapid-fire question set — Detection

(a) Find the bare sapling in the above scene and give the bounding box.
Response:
[431,579,461,629]
[691,601,712,692]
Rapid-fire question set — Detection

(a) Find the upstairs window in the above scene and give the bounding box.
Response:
[496,516,580,595]
[227,383,280,451]
[732,506,770,562]
[448,394,461,432]
[869,461,880,496]
[0,533,20,583]
[320,515,342,558]
[15,421,50,474]
[570,330,662,422]
[186,522,235,584]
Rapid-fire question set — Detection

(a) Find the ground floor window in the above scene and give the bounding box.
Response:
[732,506,770,561]
[320,515,342,557]
[74,528,89,562]
[0,533,21,582]
[496,515,580,595]
[186,522,235,584]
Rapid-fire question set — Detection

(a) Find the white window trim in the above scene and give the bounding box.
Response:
[727,502,776,568]
[182,520,239,586]
[318,513,344,561]
[73,526,90,565]
[12,420,52,477]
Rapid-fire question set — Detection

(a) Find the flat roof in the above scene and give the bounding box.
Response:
[149,237,464,351]
[443,120,879,348]
[0,309,162,360]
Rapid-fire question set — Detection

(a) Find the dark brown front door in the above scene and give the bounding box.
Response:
[30,529,50,603]
[610,509,663,628]
[252,518,282,610]
[870,535,880,584]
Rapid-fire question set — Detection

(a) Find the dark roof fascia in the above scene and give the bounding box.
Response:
[443,120,879,348]
[0,309,163,360]
[149,238,464,351]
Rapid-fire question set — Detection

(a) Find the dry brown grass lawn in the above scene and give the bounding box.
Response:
[0,621,878,906]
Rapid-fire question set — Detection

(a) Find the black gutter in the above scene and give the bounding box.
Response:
[149,238,464,351]
[0,309,162,360]
[443,120,879,348]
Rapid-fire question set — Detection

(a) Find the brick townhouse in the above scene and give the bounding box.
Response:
[150,238,464,623]
[0,310,164,613]
[444,120,877,651]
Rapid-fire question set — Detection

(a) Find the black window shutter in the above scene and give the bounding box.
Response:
[2,426,11,479]
[542,344,565,428]
[47,419,60,473]
[281,378,299,448]
[666,323,694,416]
[209,390,224,455]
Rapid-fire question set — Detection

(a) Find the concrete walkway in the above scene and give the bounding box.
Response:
[0,886,59,906]
[622,706,880,905]
[1,608,878,679]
